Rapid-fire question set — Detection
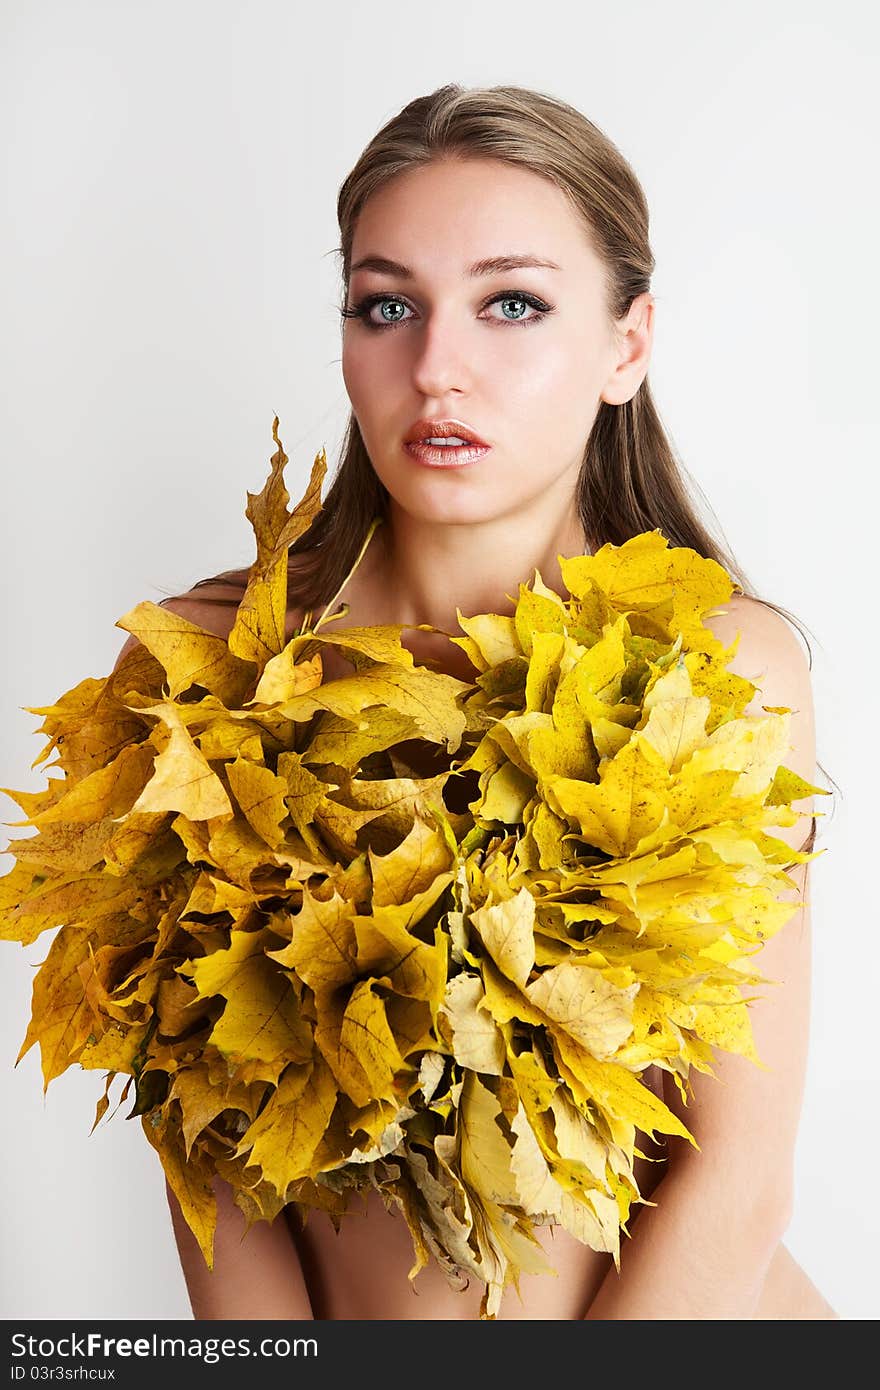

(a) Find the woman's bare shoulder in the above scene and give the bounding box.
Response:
[112,577,310,671]
[110,585,234,670]
[160,583,246,634]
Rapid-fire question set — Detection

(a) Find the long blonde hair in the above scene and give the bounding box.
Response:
[176,82,835,836]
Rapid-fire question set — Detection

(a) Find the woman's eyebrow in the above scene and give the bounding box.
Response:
[349,253,562,279]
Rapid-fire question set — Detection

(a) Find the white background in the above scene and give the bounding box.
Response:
[1,0,877,1320]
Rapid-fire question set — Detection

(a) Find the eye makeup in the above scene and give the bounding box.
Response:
[340,289,554,331]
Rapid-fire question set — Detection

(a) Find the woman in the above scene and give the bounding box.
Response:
[136,84,837,1318]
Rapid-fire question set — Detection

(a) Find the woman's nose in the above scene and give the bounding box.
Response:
[408,312,474,398]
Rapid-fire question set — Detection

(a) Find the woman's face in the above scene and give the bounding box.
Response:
[341,156,652,529]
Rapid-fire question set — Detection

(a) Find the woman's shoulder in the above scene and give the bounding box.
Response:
[704,591,811,679]
[112,571,313,672]
[159,581,247,634]
[703,589,817,855]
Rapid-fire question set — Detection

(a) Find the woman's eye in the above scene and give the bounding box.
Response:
[370,298,413,327]
[342,290,552,330]
[485,294,546,324]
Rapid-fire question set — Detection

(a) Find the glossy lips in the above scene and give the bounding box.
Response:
[403,417,491,469]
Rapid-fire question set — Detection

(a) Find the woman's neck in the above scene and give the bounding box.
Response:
[364,497,588,636]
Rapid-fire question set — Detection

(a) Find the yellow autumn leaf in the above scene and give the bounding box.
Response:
[544,738,671,858]
[525,960,637,1061]
[450,611,520,672]
[554,1032,697,1148]
[226,755,290,847]
[168,1063,266,1161]
[232,1054,338,1190]
[272,663,468,750]
[252,647,325,706]
[116,600,257,703]
[315,979,407,1108]
[470,887,536,990]
[227,418,326,672]
[638,673,712,773]
[560,529,734,650]
[143,1108,218,1268]
[440,972,506,1074]
[368,809,455,906]
[265,884,358,991]
[128,703,233,821]
[353,897,450,1004]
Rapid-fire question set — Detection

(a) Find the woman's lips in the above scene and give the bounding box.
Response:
[403,440,492,469]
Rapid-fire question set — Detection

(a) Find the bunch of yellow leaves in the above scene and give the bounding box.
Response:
[0,419,825,1319]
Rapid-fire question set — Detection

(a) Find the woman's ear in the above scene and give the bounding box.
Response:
[601,291,655,405]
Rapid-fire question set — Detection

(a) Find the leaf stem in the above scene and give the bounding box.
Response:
[312,517,384,635]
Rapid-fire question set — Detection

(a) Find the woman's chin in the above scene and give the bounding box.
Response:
[388,489,518,529]
[377,467,529,526]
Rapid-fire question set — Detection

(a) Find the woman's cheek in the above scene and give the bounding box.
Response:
[342,339,384,394]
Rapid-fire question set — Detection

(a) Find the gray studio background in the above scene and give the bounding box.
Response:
[2,0,876,1320]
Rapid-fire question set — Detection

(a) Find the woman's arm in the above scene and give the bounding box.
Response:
[114,590,315,1320]
[586,596,816,1319]
[166,1176,315,1320]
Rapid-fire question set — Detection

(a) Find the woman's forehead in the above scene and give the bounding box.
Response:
[349,159,590,267]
